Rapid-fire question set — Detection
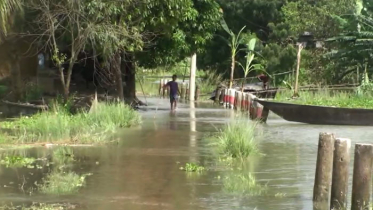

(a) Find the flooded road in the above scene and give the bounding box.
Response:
[0,98,372,210]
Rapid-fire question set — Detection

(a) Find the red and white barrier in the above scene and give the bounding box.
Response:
[223,89,228,107]
[219,88,268,122]
[228,89,235,109]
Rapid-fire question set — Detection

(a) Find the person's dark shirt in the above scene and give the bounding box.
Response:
[167,81,178,96]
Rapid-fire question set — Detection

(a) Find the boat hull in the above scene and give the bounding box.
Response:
[256,100,373,126]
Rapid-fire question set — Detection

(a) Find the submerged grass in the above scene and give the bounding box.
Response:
[213,120,259,159]
[275,89,373,109]
[0,156,36,168]
[179,162,205,172]
[0,203,75,210]
[1,102,141,144]
[52,147,75,165]
[39,171,90,195]
[222,173,267,196]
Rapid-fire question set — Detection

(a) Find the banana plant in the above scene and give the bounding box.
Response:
[220,18,246,89]
[236,38,266,91]
[0,0,22,42]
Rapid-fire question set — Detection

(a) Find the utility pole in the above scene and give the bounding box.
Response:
[189,53,197,101]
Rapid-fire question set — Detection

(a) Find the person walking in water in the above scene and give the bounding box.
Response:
[164,74,181,110]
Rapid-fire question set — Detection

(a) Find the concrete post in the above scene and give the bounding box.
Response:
[189,53,197,101]
[351,143,373,210]
[180,82,186,100]
[195,85,200,101]
[330,138,351,210]
[219,89,224,104]
[313,132,335,203]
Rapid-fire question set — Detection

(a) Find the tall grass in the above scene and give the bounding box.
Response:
[1,102,141,144]
[214,120,259,159]
[275,89,373,109]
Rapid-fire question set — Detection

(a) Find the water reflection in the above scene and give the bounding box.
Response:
[1,99,373,210]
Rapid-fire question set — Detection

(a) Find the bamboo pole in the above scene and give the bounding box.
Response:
[293,43,303,97]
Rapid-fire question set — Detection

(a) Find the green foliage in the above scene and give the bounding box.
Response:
[237,38,264,80]
[223,173,267,195]
[282,0,355,39]
[0,85,7,98]
[197,69,223,95]
[0,156,35,168]
[0,0,22,41]
[276,89,373,109]
[39,171,90,195]
[213,120,259,159]
[179,162,205,172]
[1,102,141,144]
[23,82,42,102]
[135,0,222,68]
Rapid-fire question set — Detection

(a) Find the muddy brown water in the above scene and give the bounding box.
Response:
[0,98,372,210]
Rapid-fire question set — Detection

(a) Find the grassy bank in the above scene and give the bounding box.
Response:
[0,102,141,144]
[212,120,259,159]
[275,89,373,109]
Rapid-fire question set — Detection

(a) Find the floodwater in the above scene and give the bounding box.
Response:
[0,97,373,210]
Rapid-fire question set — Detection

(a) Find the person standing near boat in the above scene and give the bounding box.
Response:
[164,74,181,111]
[257,73,270,89]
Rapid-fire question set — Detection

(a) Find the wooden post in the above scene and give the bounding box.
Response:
[195,85,200,101]
[330,138,351,210]
[159,79,164,97]
[186,83,189,100]
[189,53,197,101]
[215,88,221,104]
[293,44,303,97]
[351,143,373,210]
[219,89,224,104]
[235,91,242,110]
[313,132,335,203]
[162,79,167,98]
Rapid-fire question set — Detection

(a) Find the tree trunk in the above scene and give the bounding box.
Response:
[229,55,235,89]
[9,49,22,101]
[121,53,136,99]
[114,52,124,101]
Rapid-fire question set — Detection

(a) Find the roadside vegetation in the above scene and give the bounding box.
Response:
[0,102,141,145]
[275,86,373,109]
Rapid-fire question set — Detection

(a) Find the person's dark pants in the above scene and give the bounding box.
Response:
[170,95,177,103]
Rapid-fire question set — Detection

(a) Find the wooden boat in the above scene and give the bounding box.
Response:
[255,99,373,126]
